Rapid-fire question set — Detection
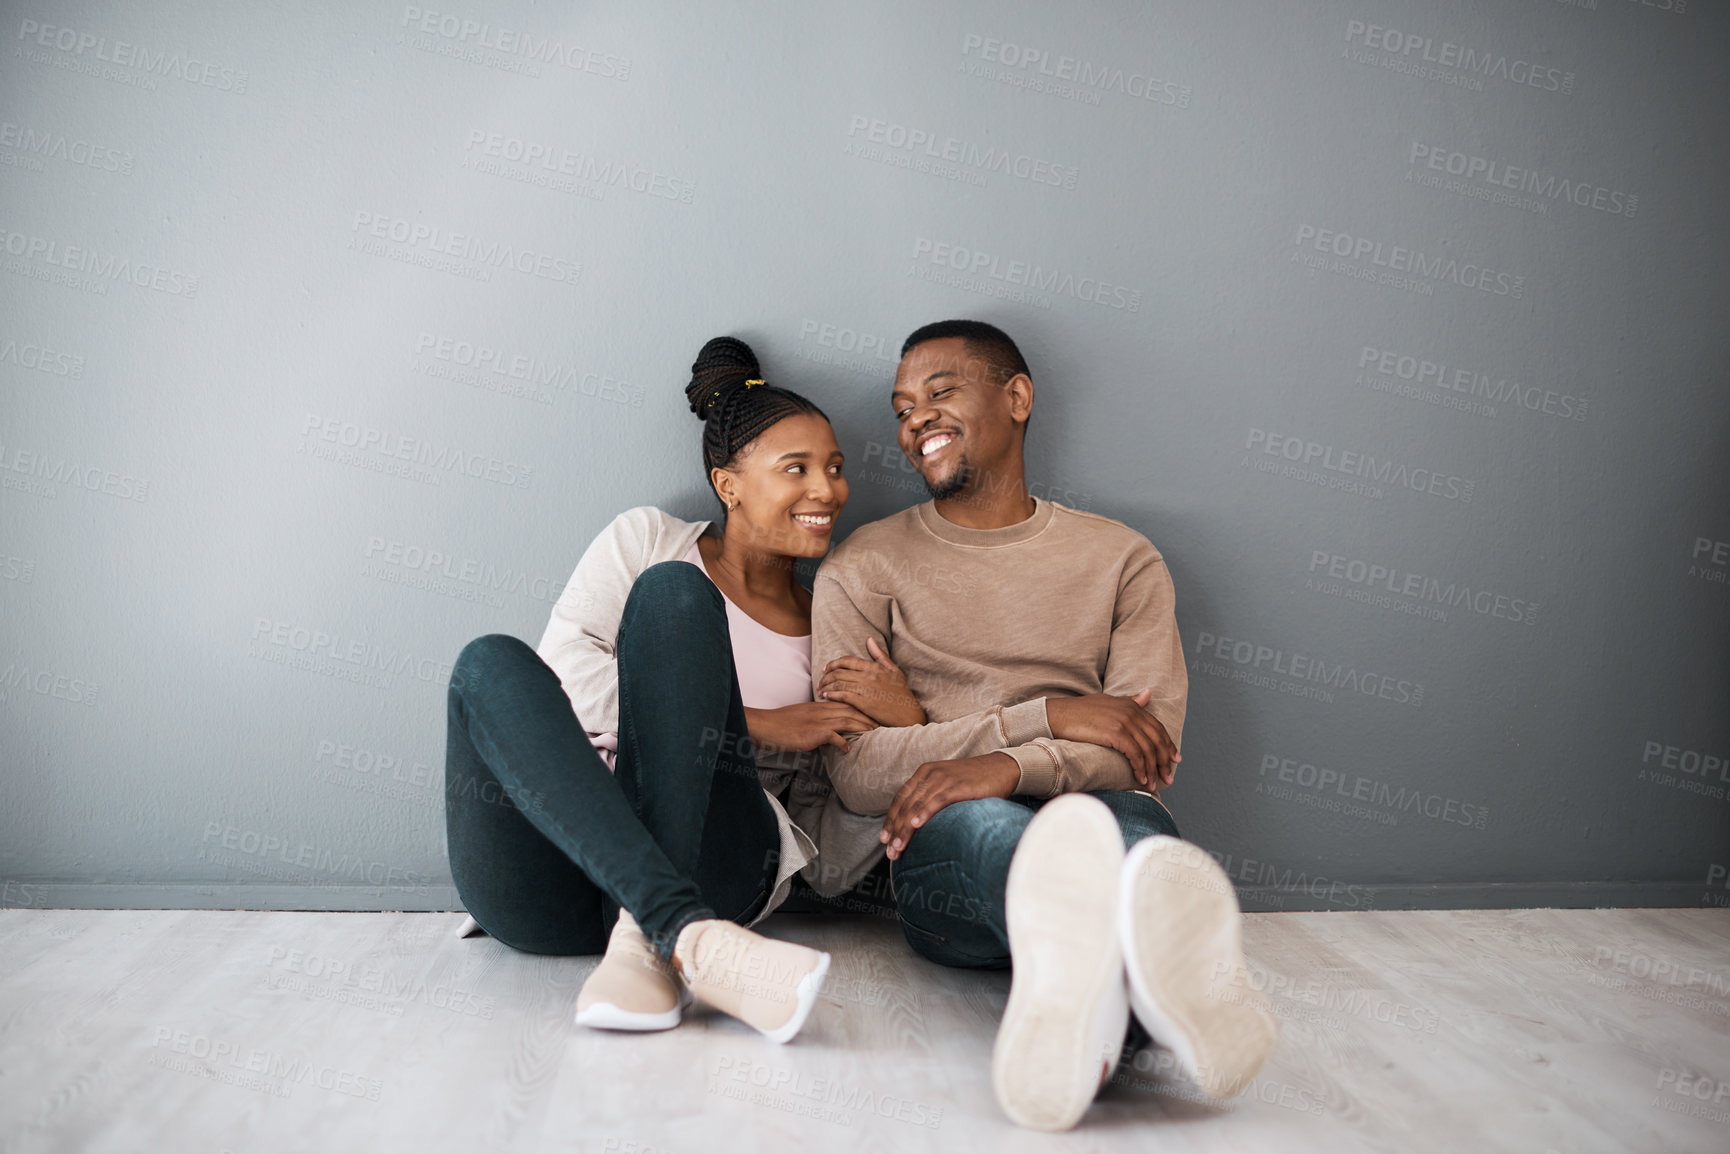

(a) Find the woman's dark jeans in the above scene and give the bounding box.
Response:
[444,561,780,960]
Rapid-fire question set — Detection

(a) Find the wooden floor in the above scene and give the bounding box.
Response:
[1,906,1726,1153]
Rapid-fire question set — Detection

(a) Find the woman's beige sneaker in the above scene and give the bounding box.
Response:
[671,919,830,1044]
[575,910,692,1031]
[1118,835,1278,1098]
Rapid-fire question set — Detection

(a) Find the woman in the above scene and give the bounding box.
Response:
[443,336,919,1044]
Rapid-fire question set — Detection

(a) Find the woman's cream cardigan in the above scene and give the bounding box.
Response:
[531,506,822,925]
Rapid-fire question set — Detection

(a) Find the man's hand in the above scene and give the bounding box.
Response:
[879,752,1020,861]
[817,636,928,728]
[1045,689,1181,789]
[744,702,878,754]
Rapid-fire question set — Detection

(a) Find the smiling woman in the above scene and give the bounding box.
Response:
[440,334,929,1046]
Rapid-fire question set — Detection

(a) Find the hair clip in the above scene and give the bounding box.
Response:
[745,379,765,388]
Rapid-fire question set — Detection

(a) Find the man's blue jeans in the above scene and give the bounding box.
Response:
[890,790,1182,970]
[443,561,780,960]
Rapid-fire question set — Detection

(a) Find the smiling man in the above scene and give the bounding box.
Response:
[805,319,1276,1132]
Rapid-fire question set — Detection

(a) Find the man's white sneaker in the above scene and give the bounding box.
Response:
[991,793,1130,1132]
[575,909,691,1031]
[672,919,829,1044]
[1118,835,1278,1098]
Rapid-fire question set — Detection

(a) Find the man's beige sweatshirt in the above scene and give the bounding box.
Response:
[799,496,1188,894]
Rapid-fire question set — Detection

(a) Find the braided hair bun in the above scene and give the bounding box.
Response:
[683,336,830,512]
[684,336,762,420]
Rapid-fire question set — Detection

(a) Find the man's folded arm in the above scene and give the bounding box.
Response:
[810,564,1053,813]
[992,541,1190,798]
[998,738,1140,797]
[819,698,1053,813]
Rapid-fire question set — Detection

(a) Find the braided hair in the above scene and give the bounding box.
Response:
[684,336,829,513]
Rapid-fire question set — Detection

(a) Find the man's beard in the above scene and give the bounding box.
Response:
[923,454,973,501]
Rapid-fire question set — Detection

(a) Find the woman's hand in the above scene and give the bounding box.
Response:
[817,637,927,728]
[744,702,879,754]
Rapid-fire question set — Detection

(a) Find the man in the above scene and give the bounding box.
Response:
[801,319,1276,1131]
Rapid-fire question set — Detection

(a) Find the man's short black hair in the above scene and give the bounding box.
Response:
[900,319,1030,385]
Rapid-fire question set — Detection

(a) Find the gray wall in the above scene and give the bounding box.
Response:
[2,0,1725,912]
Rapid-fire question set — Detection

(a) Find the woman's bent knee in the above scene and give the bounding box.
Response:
[451,633,534,693]
[625,561,723,621]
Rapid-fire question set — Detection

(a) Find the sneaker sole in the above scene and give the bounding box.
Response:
[991,794,1127,1132]
[1118,836,1277,1098]
[757,950,830,1045]
[575,985,692,1032]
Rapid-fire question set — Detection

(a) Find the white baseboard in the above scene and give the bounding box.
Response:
[1,880,1719,914]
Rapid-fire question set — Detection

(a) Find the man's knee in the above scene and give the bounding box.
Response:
[893,798,1034,882]
[1088,789,1182,843]
[896,909,1009,971]
[918,795,1029,844]
[891,859,1009,970]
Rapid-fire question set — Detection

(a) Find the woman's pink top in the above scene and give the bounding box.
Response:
[587,539,813,770]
